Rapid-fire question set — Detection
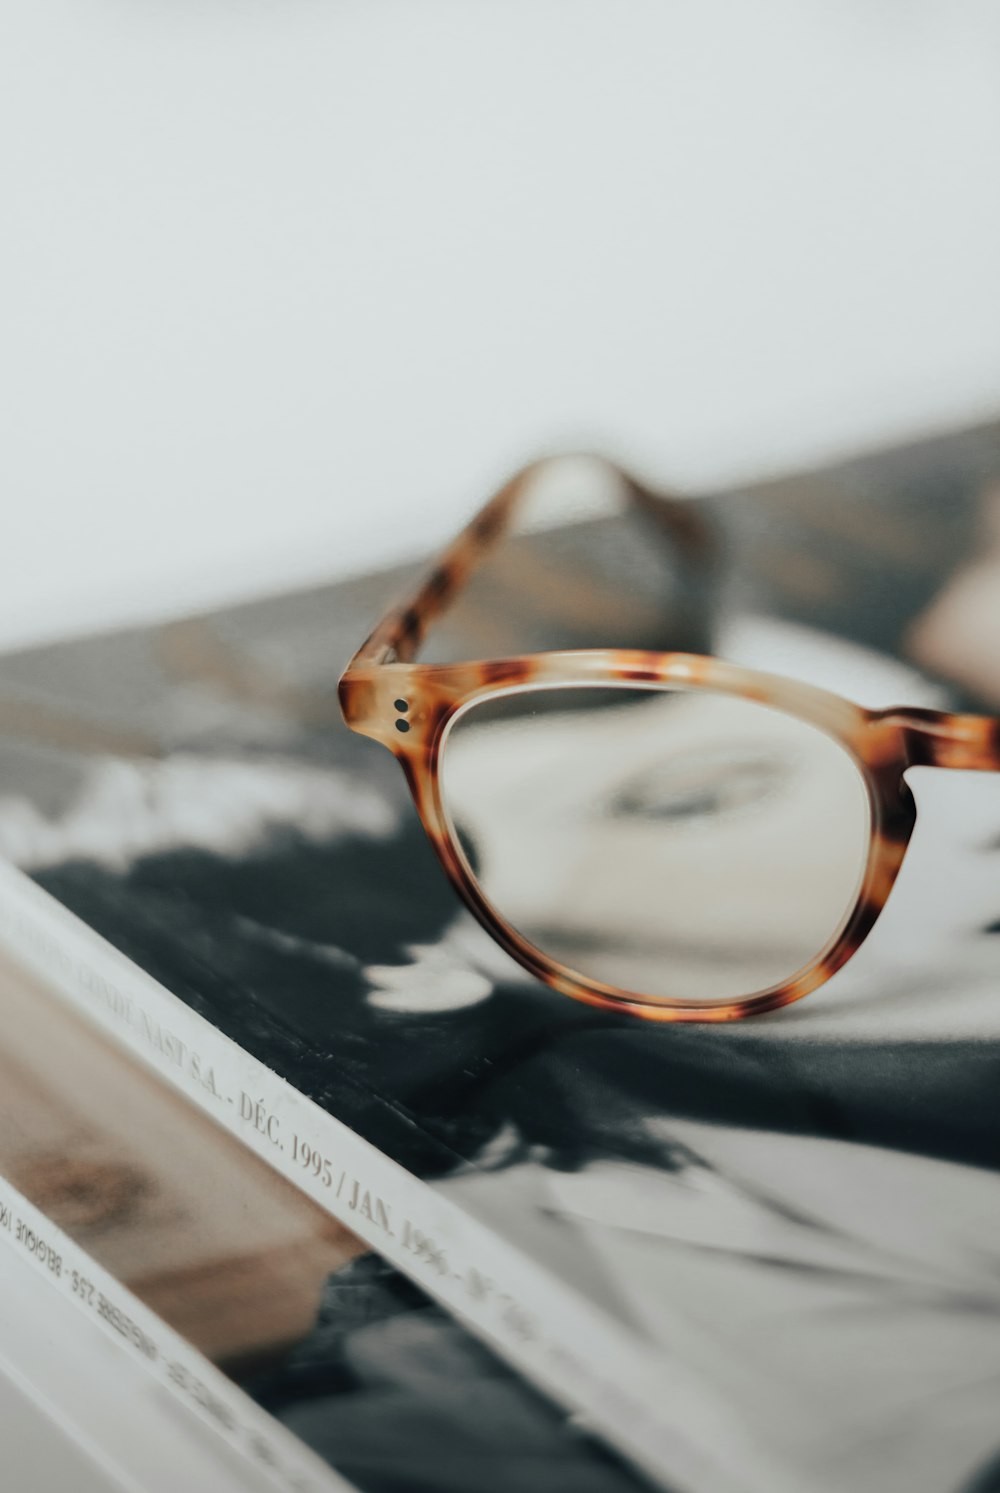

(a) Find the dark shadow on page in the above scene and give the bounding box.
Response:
[34,799,1000,1183]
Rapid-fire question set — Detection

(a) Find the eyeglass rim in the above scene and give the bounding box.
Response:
[340,648,954,1021]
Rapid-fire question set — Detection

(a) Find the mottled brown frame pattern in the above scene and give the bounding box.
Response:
[339,456,1000,1022]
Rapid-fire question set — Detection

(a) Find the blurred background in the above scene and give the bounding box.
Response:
[2,1,1000,649]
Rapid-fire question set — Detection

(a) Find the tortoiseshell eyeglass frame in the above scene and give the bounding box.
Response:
[339,455,1000,1023]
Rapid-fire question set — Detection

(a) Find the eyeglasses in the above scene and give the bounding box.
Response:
[339,455,1000,1022]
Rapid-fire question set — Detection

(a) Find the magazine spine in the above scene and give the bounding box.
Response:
[0,1172,355,1493]
[0,857,798,1493]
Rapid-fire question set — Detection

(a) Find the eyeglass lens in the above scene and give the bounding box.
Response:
[441,686,871,1006]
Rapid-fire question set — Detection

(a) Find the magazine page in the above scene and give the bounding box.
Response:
[0,423,998,1492]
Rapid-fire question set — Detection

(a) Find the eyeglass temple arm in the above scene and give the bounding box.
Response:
[347,454,718,668]
[879,707,1000,771]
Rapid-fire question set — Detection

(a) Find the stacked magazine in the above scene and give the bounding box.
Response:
[1,421,999,1493]
[0,943,649,1493]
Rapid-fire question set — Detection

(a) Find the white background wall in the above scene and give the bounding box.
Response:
[2,2,1000,650]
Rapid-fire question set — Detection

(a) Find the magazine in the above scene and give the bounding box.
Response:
[0,946,648,1493]
[0,422,998,1493]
